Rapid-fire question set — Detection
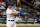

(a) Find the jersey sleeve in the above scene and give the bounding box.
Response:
[6,10,12,15]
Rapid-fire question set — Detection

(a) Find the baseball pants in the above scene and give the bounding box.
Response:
[7,20,16,27]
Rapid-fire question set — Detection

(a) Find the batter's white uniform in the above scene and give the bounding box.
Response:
[6,8,16,27]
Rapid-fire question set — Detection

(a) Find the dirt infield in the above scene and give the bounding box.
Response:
[0,24,40,27]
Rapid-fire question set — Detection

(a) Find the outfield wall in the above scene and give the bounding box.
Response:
[0,24,40,27]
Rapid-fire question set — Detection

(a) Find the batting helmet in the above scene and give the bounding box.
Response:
[6,3,12,7]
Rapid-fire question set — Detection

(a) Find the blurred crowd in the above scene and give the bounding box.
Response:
[0,0,6,15]
[0,0,40,24]
[16,0,40,23]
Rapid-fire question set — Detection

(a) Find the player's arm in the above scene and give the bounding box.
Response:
[6,10,26,15]
[11,11,19,15]
[11,11,26,15]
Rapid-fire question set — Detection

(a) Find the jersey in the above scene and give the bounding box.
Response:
[6,8,16,20]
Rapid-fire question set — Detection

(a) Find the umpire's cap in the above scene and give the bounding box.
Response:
[6,3,12,7]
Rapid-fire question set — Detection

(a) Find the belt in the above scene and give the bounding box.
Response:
[8,20,14,21]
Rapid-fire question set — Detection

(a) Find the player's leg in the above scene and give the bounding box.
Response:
[7,21,12,27]
[13,23,17,27]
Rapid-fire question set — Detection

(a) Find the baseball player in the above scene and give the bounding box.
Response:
[6,3,26,27]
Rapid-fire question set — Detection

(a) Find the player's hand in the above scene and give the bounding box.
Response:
[24,13,26,14]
